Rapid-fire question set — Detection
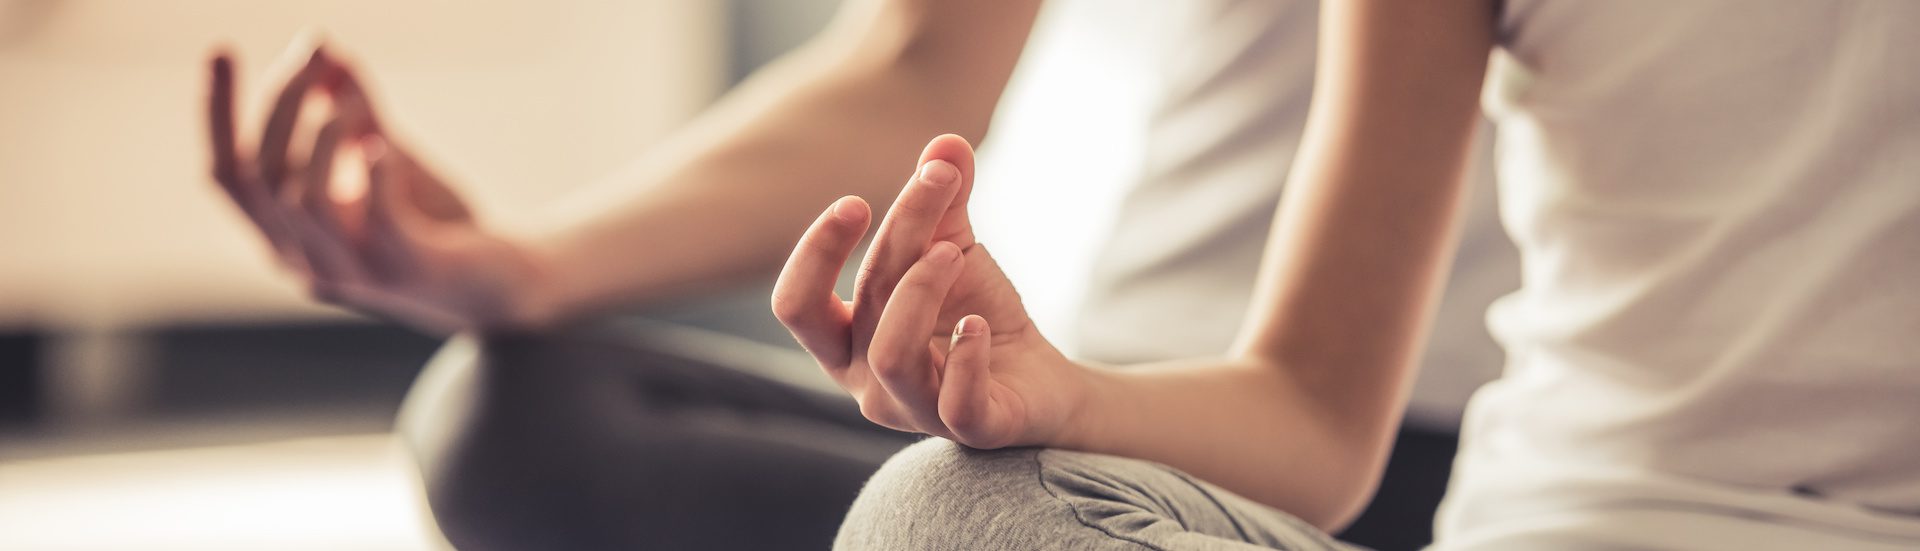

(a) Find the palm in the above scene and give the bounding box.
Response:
[925,246,1073,447]
[332,148,544,331]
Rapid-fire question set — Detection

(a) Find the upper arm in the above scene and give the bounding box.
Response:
[809,0,1047,141]
[1236,0,1497,499]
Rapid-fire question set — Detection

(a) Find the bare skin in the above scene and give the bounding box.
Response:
[209,0,1496,533]
[204,0,1044,332]
[208,45,542,333]
[773,0,1496,530]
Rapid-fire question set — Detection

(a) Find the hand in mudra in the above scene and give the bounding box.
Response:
[771,135,1092,449]
[206,39,548,333]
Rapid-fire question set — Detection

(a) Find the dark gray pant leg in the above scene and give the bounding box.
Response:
[837,439,1362,550]
[397,321,913,551]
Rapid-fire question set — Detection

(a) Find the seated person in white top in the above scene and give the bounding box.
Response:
[786,1,1920,549]
[203,0,1919,548]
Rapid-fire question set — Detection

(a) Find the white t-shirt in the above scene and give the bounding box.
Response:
[1030,0,1920,548]
[1437,1,1920,549]
[1054,0,1512,428]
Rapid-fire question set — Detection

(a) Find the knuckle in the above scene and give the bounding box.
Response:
[769,293,808,325]
[858,397,905,430]
[894,193,942,217]
[941,410,987,446]
[866,354,899,378]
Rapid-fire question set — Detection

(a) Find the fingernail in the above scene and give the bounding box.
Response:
[918,160,958,187]
[360,134,389,162]
[832,197,864,222]
[928,242,960,264]
[956,315,985,336]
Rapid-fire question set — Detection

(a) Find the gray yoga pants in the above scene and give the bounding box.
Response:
[838,438,1360,550]
[395,321,1352,550]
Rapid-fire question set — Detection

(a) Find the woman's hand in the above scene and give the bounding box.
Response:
[772,135,1092,449]
[206,40,551,333]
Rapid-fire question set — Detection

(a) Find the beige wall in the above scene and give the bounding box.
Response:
[0,0,725,330]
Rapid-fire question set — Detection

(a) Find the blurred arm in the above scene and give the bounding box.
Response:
[523,0,1043,322]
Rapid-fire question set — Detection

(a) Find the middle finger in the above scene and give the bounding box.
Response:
[257,45,326,195]
[850,159,963,346]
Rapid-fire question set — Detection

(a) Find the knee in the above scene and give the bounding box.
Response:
[396,332,632,550]
[395,334,538,549]
[836,439,1082,549]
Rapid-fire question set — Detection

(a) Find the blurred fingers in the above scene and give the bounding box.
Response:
[314,53,478,225]
[315,53,382,137]
[257,44,326,194]
[772,196,871,369]
[362,141,427,281]
[279,119,370,292]
[206,51,309,272]
[207,53,242,189]
[299,119,349,234]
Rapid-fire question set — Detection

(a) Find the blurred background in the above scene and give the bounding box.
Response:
[0,1,1512,549]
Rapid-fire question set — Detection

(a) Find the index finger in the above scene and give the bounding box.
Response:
[208,52,240,185]
[316,53,383,137]
[773,196,872,369]
[257,44,325,191]
[850,158,963,342]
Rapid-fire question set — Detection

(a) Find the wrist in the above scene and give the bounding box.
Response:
[495,233,569,330]
[1049,359,1123,452]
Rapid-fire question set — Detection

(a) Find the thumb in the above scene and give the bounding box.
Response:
[362,140,427,277]
[313,47,383,137]
[939,314,1014,448]
[916,134,978,248]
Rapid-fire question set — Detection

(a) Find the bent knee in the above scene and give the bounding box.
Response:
[837,439,1062,549]
[838,439,1185,550]
[397,332,654,549]
[854,438,1054,506]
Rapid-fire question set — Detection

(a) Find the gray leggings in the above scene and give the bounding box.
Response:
[396,321,1350,550]
[840,439,1359,550]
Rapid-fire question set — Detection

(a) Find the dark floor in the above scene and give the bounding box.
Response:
[0,331,41,427]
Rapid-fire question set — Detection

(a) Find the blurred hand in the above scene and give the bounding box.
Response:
[771,135,1091,449]
[206,40,550,333]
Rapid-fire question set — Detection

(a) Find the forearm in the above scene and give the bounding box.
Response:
[1059,0,1494,532]
[1055,360,1384,531]
[519,1,1039,323]
[529,62,966,318]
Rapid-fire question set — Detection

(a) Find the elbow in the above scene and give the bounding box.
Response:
[1234,355,1411,532]
[1316,466,1385,534]
[1249,365,1398,533]
[1296,434,1392,534]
